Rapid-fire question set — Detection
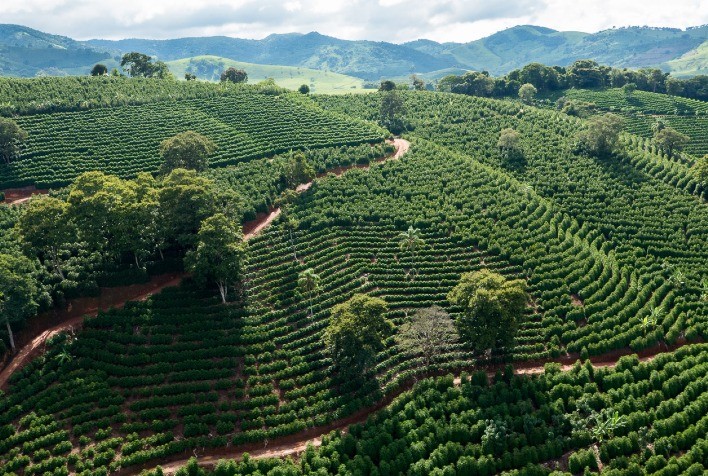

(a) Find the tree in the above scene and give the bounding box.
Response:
[0,253,45,353]
[575,113,623,158]
[396,306,458,367]
[397,226,424,280]
[184,73,197,81]
[379,80,396,92]
[279,151,315,189]
[121,52,161,78]
[654,126,690,158]
[0,118,28,164]
[160,131,217,174]
[622,82,637,97]
[16,196,74,280]
[158,169,217,249]
[220,67,248,84]
[323,294,391,378]
[447,269,528,352]
[410,75,426,91]
[298,84,310,94]
[518,83,537,103]
[379,90,407,135]
[497,128,525,167]
[298,268,321,317]
[90,64,108,76]
[185,213,245,304]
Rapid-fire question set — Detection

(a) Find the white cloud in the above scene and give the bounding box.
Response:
[0,0,706,43]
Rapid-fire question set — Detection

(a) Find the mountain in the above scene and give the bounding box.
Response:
[0,24,113,77]
[407,24,708,75]
[0,23,707,80]
[87,32,458,80]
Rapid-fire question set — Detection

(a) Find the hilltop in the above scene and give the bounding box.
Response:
[1,23,707,79]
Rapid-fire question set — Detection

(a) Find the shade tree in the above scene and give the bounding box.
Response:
[323,294,391,378]
[160,131,217,174]
[396,306,458,367]
[447,269,528,352]
[0,118,28,164]
[185,213,245,304]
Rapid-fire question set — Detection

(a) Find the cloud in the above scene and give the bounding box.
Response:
[0,0,706,43]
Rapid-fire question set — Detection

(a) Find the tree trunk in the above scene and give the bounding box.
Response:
[158,248,164,261]
[50,248,65,280]
[5,318,15,354]
[217,281,228,304]
[134,253,140,268]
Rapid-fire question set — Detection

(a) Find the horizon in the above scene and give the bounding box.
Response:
[5,21,708,46]
[1,0,707,43]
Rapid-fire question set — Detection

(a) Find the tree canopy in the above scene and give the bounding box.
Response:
[323,294,391,378]
[220,68,248,84]
[654,126,690,158]
[396,306,458,367]
[121,52,171,79]
[575,113,624,158]
[90,64,108,76]
[185,213,245,304]
[447,269,528,352]
[0,118,28,164]
[518,83,537,103]
[159,131,217,174]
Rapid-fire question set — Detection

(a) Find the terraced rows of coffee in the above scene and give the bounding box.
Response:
[2,137,705,474]
[0,90,385,189]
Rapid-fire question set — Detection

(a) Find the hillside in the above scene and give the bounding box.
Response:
[165,56,366,93]
[2,23,708,79]
[0,80,385,188]
[0,83,706,475]
[87,32,457,81]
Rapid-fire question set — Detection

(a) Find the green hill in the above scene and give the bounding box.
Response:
[666,40,708,77]
[165,56,367,93]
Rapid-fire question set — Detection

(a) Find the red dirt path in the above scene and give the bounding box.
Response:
[0,185,48,205]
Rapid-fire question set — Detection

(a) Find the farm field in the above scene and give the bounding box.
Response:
[165,56,368,94]
[561,88,708,157]
[0,80,707,476]
[0,89,385,189]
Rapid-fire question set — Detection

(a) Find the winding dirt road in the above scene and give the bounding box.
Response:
[243,138,410,241]
[0,138,411,389]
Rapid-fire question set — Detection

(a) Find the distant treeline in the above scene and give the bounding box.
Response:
[437,60,708,102]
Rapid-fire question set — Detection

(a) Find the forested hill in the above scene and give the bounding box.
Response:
[1,23,708,79]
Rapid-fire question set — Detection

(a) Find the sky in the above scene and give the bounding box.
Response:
[1,0,707,43]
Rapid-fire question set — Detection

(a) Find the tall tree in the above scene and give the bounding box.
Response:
[16,196,74,280]
[220,67,248,84]
[298,268,321,317]
[397,225,425,280]
[575,113,624,158]
[160,131,217,174]
[380,90,407,135]
[0,253,46,353]
[121,52,156,78]
[497,128,525,167]
[654,126,690,158]
[90,64,108,76]
[279,151,315,189]
[518,83,537,103]
[692,155,708,189]
[0,118,28,165]
[447,269,528,352]
[410,75,426,91]
[158,169,217,249]
[185,213,245,304]
[323,294,391,378]
[396,306,458,367]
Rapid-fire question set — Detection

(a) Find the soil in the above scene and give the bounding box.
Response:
[0,185,49,205]
[0,273,184,390]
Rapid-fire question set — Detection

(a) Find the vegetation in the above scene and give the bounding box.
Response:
[0,118,28,165]
[159,131,217,174]
[220,67,248,84]
[0,73,706,476]
[448,270,528,352]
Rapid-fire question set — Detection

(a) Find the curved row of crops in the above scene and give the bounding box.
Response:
[1,137,704,474]
[0,91,385,189]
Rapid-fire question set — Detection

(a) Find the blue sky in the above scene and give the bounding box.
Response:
[1,0,707,43]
